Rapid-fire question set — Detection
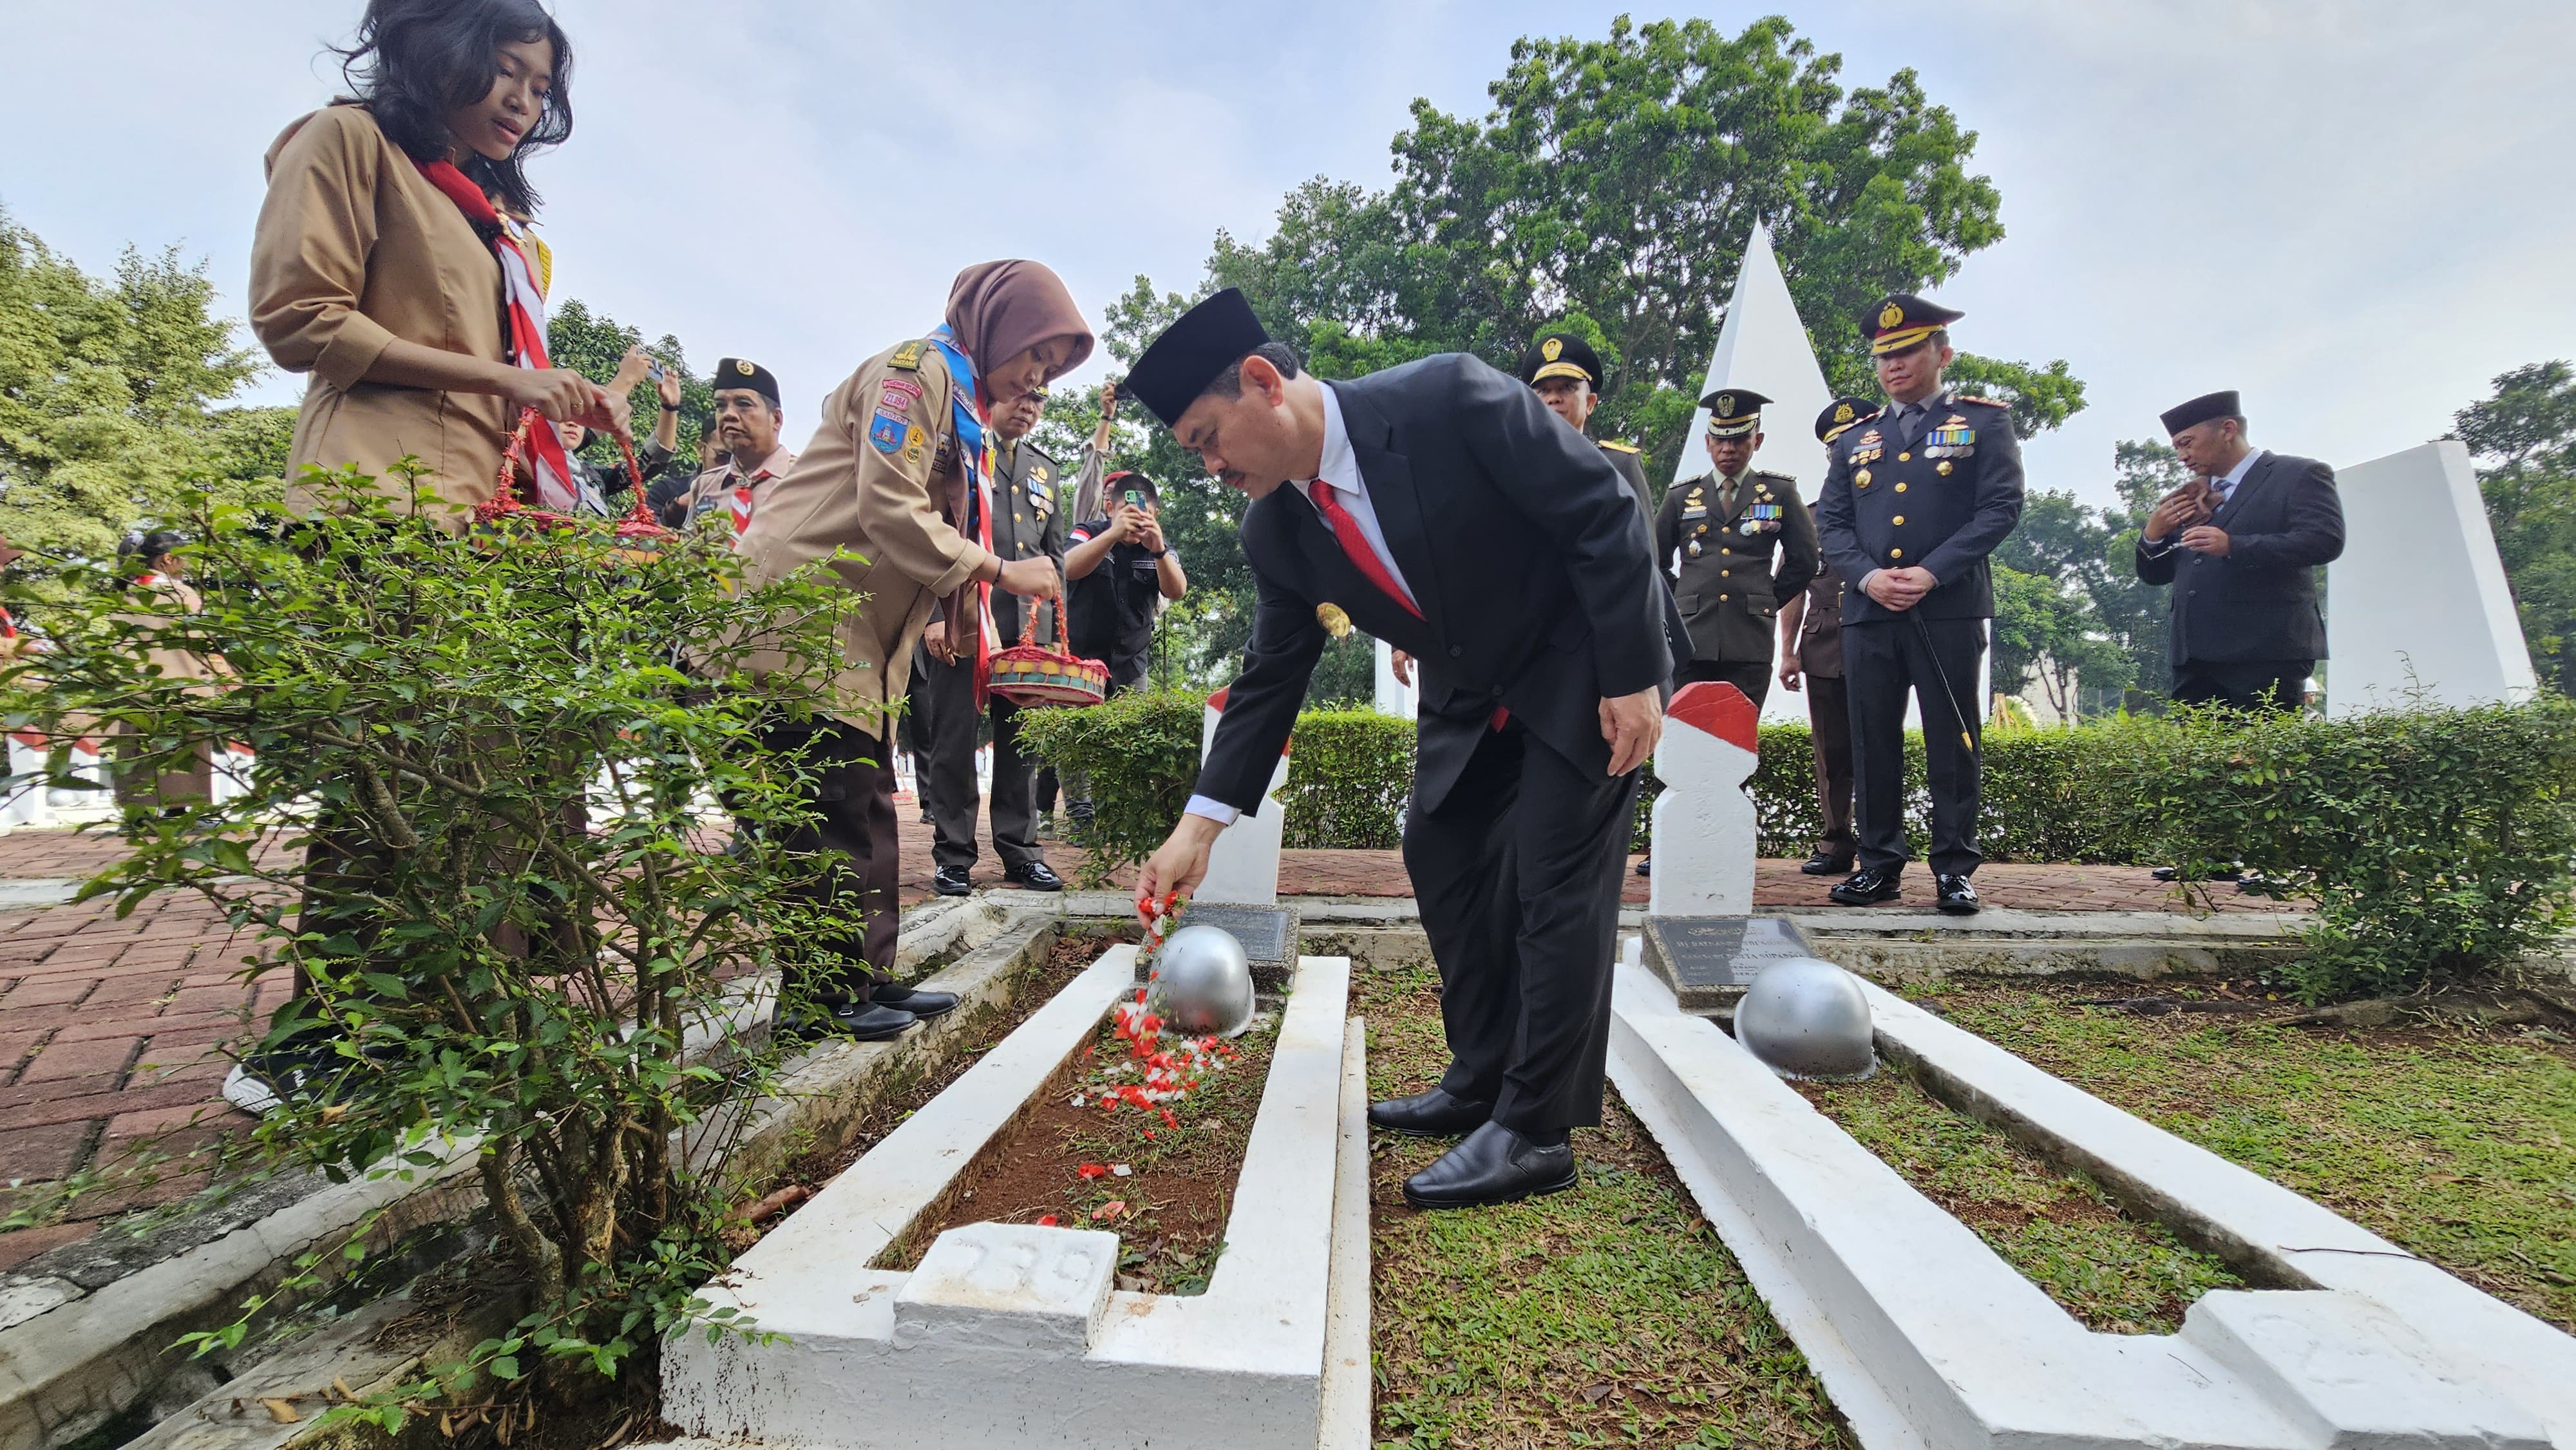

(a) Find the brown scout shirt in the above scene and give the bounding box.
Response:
[250,104,513,516]
[733,340,998,723]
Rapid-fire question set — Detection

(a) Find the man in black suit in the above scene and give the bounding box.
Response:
[1817,295,2026,916]
[2136,391,2344,712]
[1125,290,1678,1211]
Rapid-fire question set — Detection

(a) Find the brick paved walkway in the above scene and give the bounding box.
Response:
[0,816,2287,1270]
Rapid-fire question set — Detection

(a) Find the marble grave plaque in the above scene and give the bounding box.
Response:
[1645,915,1820,1013]
[1143,902,1300,989]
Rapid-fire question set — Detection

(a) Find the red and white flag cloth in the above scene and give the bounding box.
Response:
[412,160,581,514]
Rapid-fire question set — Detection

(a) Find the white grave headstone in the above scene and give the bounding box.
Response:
[1197,688,1286,905]
[891,1221,1119,1355]
[2325,438,2535,715]
[1649,682,1760,917]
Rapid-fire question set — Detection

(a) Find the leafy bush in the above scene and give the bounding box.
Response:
[1016,689,1206,887]
[3,467,854,1418]
[2136,697,2576,1002]
[1278,710,1412,849]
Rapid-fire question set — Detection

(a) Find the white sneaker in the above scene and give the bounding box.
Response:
[222,1061,283,1116]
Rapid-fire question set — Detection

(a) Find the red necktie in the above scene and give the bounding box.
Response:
[1310,480,1421,619]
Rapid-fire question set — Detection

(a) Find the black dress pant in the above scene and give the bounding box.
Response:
[2172,659,2311,715]
[1844,617,1986,878]
[1804,673,1854,860]
[916,650,1043,874]
[748,718,898,1008]
[1676,657,1772,710]
[1403,715,1640,1139]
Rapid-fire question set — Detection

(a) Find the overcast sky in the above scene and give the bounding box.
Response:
[5,0,2571,507]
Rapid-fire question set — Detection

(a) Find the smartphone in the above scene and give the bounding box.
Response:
[1122,489,1144,507]
[647,362,666,383]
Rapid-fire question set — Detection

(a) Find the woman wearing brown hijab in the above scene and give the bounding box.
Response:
[735,259,1092,1041]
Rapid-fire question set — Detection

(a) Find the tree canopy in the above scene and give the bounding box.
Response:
[0,210,289,560]
[2457,360,2576,693]
[1087,15,2084,695]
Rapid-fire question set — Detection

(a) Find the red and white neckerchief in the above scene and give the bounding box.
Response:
[412,159,581,514]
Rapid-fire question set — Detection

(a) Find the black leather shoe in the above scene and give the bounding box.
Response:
[932,865,973,897]
[871,984,959,1019]
[1401,1120,1578,1210]
[1368,1087,1493,1138]
[1801,852,1856,876]
[1828,865,1903,905]
[1935,874,1981,915]
[832,1002,920,1040]
[2152,865,2240,882]
[1004,860,1064,892]
[1634,856,1652,877]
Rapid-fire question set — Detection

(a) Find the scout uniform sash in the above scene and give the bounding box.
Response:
[926,326,1003,708]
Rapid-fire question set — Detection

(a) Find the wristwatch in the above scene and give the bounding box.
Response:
[659,402,681,412]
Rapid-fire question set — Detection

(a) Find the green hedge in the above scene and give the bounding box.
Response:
[1023,695,2576,1000]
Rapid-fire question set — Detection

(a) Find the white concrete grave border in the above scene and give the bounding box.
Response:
[662,946,1367,1450]
[1605,961,2573,1449]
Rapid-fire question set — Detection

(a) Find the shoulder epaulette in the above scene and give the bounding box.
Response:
[1755,469,1795,483]
[1599,439,1640,455]
[888,339,926,372]
[1954,395,2009,409]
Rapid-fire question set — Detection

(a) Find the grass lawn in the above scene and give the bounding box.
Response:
[1906,977,2576,1332]
[1796,1069,2246,1333]
[1356,965,1854,1449]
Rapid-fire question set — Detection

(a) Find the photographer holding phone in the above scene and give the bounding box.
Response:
[1065,471,1189,692]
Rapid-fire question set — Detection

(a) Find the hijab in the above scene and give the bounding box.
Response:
[943,261,1093,404]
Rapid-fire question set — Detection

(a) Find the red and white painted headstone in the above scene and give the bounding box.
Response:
[1649,682,1760,917]
[1198,688,1291,905]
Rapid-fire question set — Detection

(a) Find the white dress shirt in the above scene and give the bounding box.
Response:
[2142,447,2261,558]
[1184,386,1410,827]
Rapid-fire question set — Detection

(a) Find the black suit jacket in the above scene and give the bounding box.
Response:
[1816,390,2025,624]
[1197,355,1681,816]
[2135,450,2344,666]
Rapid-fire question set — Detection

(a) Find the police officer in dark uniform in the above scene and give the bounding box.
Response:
[1518,332,1653,525]
[1817,296,2025,915]
[1654,388,1820,708]
[918,389,1068,897]
[1778,397,1879,875]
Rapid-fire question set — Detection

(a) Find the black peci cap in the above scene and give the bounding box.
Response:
[1816,395,1879,444]
[1124,288,1271,428]
[2160,390,2242,436]
[714,357,781,407]
[1520,332,1604,389]
[1862,294,1964,356]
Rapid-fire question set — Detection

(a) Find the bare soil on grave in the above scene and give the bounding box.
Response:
[734,923,1133,1250]
[871,1000,1280,1297]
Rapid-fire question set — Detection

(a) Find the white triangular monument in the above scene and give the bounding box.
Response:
[2325,439,2535,715]
[1677,223,1991,726]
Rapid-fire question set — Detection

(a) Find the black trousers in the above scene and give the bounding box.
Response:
[2172,659,2311,715]
[1804,673,1854,860]
[1677,657,1771,710]
[916,650,1043,873]
[1404,716,1640,1138]
[748,719,898,1008]
[1844,617,1985,878]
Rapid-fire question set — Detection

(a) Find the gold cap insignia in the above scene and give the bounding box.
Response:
[1541,337,1564,362]
[734,359,755,376]
[1834,402,1854,423]
[1716,393,1738,417]
[1879,301,1904,329]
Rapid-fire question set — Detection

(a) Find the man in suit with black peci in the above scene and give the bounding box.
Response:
[2136,390,2344,713]
[1122,289,1681,1212]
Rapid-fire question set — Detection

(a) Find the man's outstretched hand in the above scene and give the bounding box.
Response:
[1599,686,1664,777]
[1137,814,1224,925]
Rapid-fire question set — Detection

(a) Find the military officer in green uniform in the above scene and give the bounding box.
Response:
[1816,295,2026,916]
[1519,332,1653,527]
[918,387,1068,897]
[1654,388,1821,708]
